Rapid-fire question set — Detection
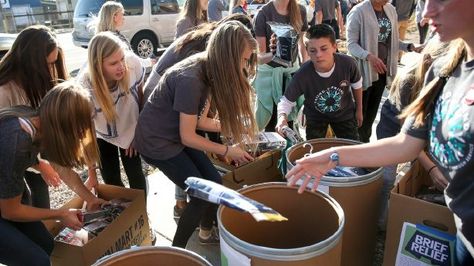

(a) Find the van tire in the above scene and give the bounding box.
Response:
[131,32,158,58]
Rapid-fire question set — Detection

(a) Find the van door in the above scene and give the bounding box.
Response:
[149,0,180,45]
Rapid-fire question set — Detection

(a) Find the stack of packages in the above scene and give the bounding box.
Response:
[54,199,131,246]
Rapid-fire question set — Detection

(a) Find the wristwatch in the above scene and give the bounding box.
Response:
[329,151,339,166]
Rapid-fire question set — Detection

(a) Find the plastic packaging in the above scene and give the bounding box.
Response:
[267,22,298,68]
[185,177,287,222]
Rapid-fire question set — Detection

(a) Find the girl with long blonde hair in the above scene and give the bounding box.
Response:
[288,0,474,263]
[77,32,146,191]
[0,82,104,265]
[134,21,258,248]
[253,0,310,131]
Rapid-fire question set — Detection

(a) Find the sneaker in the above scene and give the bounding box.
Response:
[198,228,220,245]
[173,205,186,219]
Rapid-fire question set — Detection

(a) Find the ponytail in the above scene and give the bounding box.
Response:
[400,40,466,126]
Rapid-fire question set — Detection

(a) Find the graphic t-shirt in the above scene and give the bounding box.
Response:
[284,53,362,122]
[402,57,474,255]
[374,9,391,64]
[134,56,209,160]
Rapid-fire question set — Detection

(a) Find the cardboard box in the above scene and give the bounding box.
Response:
[211,150,284,190]
[383,162,456,266]
[43,184,151,266]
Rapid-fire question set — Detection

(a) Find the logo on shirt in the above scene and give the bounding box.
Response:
[430,91,474,170]
[314,86,343,113]
[377,17,392,43]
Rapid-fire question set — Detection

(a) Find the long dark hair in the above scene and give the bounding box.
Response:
[0,25,68,108]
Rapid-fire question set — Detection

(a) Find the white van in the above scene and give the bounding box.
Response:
[72,0,181,58]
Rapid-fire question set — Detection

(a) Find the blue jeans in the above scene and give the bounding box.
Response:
[142,147,222,248]
[0,217,53,266]
[456,234,474,266]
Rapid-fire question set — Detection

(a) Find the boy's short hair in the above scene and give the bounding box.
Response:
[304,24,336,45]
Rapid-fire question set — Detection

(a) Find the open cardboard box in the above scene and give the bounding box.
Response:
[43,184,151,266]
[383,161,456,266]
[210,150,284,190]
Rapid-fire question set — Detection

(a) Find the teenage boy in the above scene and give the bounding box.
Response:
[276,24,363,141]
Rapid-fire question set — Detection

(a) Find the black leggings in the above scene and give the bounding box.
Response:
[97,139,146,191]
[142,147,222,248]
[358,75,386,143]
[23,171,50,208]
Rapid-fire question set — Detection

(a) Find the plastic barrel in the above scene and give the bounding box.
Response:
[218,182,345,265]
[92,246,212,266]
[286,138,383,266]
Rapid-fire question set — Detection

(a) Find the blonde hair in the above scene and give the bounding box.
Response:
[179,0,207,26]
[0,82,100,168]
[401,39,466,126]
[390,39,451,110]
[87,32,130,123]
[96,1,124,33]
[287,0,303,34]
[205,21,258,143]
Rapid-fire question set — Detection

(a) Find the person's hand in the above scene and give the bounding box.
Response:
[84,197,107,211]
[367,54,387,74]
[60,209,83,231]
[84,165,99,191]
[429,167,449,191]
[275,115,289,137]
[227,145,253,166]
[356,109,363,128]
[39,161,62,188]
[285,150,335,194]
[412,44,424,53]
[270,33,277,54]
[125,146,138,158]
[420,18,429,27]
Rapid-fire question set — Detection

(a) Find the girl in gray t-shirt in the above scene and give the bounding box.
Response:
[134,21,258,248]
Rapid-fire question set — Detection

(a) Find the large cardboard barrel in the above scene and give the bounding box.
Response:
[92,246,211,266]
[286,138,383,266]
[218,182,344,265]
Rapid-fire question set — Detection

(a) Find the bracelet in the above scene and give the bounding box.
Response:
[427,165,437,175]
[222,145,229,157]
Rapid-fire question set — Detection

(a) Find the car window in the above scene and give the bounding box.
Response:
[122,0,144,16]
[74,0,105,18]
[150,0,180,14]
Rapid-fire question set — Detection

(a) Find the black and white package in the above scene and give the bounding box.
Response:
[267,22,298,68]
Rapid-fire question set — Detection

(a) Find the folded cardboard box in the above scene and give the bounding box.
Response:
[210,150,284,190]
[43,184,151,266]
[383,161,456,266]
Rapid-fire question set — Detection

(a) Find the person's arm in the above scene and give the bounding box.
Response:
[286,132,426,193]
[352,86,363,127]
[276,96,297,134]
[179,112,253,164]
[256,36,273,64]
[346,9,369,60]
[336,4,344,37]
[315,10,323,24]
[298,33,310,62]
[0,195,83,230]
[417,151,449,190]
[196,100,221,132]
[31,158,61,187]
[51,163,105,210]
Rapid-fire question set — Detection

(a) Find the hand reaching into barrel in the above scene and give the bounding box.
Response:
[286,150,336,194]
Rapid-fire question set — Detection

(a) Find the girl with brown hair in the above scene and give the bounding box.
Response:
[0,82,104,265]
[0,25,68,209]
[134,21,257,248]
[175,0,209,38]
[288,0,474,263]
[77,32,146,191]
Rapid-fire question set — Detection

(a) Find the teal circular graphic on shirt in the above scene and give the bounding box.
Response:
[377,17,392,43]
[430,92,474,170]
[314,86,343,113]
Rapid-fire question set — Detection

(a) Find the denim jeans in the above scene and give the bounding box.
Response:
[142,147,222,248]
[97,138,146,191]
[455,234,474,266]
[0,218,53,266]
[378,164,397,230]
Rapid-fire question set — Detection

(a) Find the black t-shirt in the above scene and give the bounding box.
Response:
[284,53,362,122]
[374,9,391,64]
